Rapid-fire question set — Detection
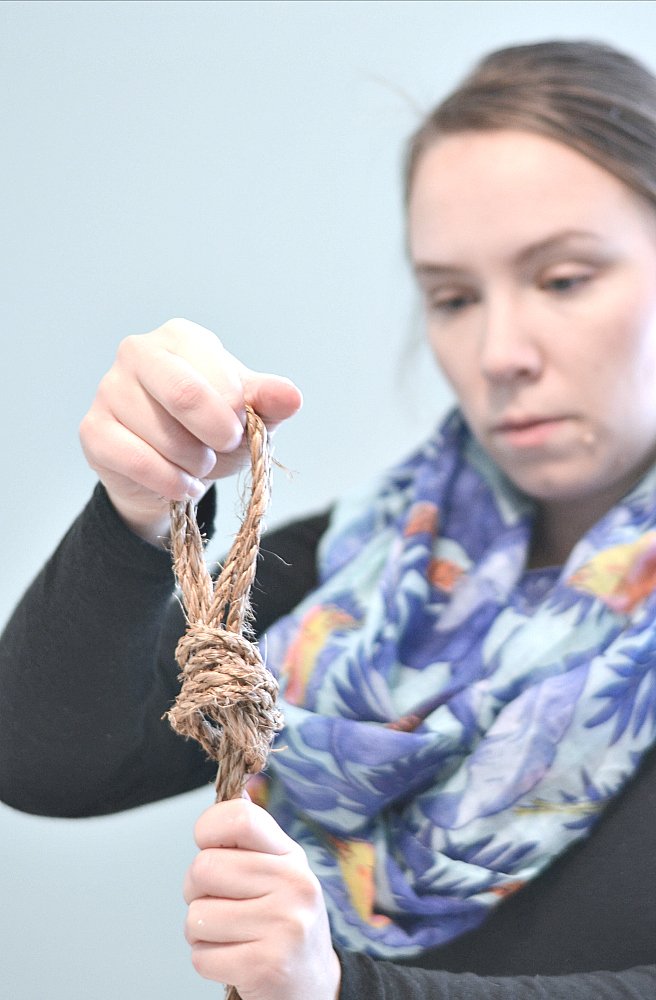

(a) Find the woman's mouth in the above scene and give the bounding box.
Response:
[491,416,571,449]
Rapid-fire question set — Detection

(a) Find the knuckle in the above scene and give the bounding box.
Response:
[78,411,107,467]
[158,417,198,461]
[95,369,117,399]
[184,901,205,945]
[159,318,194,350]
[287,868,311,900]
[115,334,141,362]
[169,375,204,414]
[190,946,212,979]
[281,903,313,944]
[259,939,295,988]
[163,422,213,475]
[284,859,321,904]
[162,416,189,447]
[189,849,215,888]
[232,803,259,842]
[162,317,190,333]
[171,316,194,330]
[87,370,119,416]
[123,444,154,482]
[78,410,95,445]
[159,317,225,356]
[203,798,252,841]
[183,917,196,946]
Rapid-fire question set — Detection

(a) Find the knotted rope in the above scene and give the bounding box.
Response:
[167,404,284,796]
[167,405,284,999]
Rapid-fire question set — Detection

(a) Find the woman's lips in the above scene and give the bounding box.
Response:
[491,416,570,448]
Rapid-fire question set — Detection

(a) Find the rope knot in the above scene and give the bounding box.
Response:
[168,623,283,773]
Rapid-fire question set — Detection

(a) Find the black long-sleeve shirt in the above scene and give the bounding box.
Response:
[1,484,655,999]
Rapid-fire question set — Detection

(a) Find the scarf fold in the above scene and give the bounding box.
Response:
[251,410,656,958]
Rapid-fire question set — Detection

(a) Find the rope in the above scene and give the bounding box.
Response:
[166,404,284,1000]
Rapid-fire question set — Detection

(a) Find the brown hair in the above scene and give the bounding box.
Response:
[406,41,656,208]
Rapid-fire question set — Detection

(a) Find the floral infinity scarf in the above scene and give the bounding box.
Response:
[248,410,656,958]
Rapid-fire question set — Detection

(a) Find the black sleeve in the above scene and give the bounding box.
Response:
[336,949,656,1000]
[0,482,329,818]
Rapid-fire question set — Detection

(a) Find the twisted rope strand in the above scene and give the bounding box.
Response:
[166,405,284,1000]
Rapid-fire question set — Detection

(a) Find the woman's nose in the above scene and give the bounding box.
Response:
[479,293,543,384]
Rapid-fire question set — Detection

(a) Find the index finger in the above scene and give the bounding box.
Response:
[135,348,244,453]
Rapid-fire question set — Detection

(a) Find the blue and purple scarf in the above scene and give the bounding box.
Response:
[250,410,656,958]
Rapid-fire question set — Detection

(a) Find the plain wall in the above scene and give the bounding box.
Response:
[2,2,656,997]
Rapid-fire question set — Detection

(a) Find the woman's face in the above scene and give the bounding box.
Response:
[408,129,656,505]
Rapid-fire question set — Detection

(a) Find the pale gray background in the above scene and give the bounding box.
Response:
[1,2,655,998]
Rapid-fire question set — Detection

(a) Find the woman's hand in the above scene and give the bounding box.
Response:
[79,318,302,545]
[183,798,341,1000]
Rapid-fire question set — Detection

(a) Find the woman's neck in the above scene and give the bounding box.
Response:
[527,469,651,570]
[528,500,602,569]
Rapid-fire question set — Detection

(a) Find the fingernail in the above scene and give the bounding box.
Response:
[223,422,244,452]
[186,478,205,500]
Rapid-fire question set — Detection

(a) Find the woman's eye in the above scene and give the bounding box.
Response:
[429,291,477,314]
[542,272,593,293]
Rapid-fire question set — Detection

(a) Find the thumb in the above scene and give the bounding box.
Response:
[240,369,303,428]
[194,799,296,855]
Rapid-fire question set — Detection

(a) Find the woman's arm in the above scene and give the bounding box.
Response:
[0,480,328,817]
[0,482,215,816]
[337,950,656,1000]
[183,798,656,1000]
[0,318,310,816]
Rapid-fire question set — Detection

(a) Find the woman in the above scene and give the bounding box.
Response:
[2,39,656,1000]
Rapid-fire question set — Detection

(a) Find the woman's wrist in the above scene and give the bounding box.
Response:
[105,492,173,549]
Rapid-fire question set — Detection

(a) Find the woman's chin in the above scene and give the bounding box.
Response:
[498,457,609,506]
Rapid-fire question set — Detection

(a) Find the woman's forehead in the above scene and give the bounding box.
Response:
[407,129,651,266]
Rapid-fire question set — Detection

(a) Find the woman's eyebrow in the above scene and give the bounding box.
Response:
[413,231,604,281]
[413,263,472,281]
[514,229,602,267]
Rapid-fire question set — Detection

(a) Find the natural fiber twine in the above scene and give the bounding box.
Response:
[166,405,284,1000]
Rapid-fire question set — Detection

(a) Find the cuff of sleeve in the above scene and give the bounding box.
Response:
[85,483,173,581]
[86,482,217,581]
[334,946,383,1000]
[334,945,460,1000]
